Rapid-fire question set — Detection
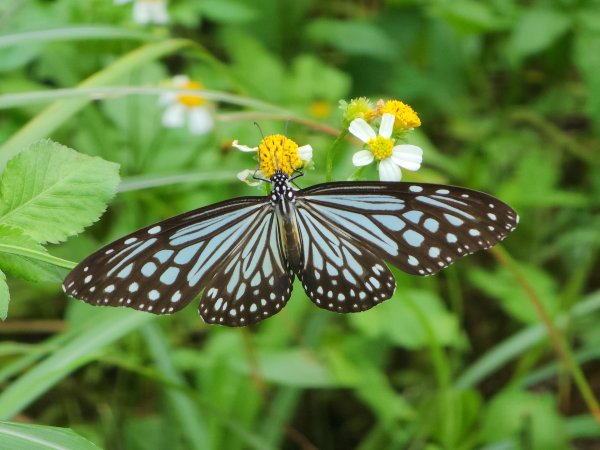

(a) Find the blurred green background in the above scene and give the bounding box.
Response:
[1,0,599,449]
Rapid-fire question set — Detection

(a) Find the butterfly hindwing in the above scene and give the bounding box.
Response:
[62,197,269,315]
[295,204,396,312]
[198,209,294,326]
[297,182,518,276]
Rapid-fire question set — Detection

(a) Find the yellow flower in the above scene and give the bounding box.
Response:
[377,99,421,131]
[234,135,313,179]
[339,97,376,127]
[309,100,332,119]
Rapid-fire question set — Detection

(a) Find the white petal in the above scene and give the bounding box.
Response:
[378,158,402,182]
[297,144,313,162]
[132,2,151,24]
[349,118,376,143]
[114,0,132,5]
[379,113,395,139]
[188,107,214,135]
[172,75,189,87]
[232,140,258,152]
[391,144,423,171]
[149,2,169,24]
[158,92,176,105]
[237,169,263,186]
[352,150,374,167]
[161,104,185,128]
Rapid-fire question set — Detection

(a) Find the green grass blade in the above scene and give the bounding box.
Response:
[0,38,192,171]
[0,25,156,49]
[0,420,102,450]
[0,310,153,419]
[141,324,210,450]
[455,292,600,389]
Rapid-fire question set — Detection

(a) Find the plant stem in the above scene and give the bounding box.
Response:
[491,246,600,422]
[0,244,75,270]
[325,130,348,182]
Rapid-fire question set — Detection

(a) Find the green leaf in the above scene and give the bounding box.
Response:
[574,29,600,132]
[0,420,102,450]
[0,39,192,169]
[305,19,395,59]
[0,270,8,321]
[481,390,568,450]
[349,289,459,349]
[0,224,63,283]
[509,8,571,61]
[433,0,511,33]
[0,309,153,419]
[200,0,258,24]
[254,349,332,387]
[423,389,482,448]
[0,139,120,244]
[468,265,559,324]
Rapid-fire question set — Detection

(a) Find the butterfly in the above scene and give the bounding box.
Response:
[63,170,518,326]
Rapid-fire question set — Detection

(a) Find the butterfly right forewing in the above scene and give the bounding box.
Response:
[298,182,518,277]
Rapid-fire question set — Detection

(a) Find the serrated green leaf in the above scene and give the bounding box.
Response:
[0,139,120,244]
[0,270,8,321]
[0,224,63,282]
[0,420,102,450]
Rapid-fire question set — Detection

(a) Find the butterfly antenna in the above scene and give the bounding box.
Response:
[253,122,265,140]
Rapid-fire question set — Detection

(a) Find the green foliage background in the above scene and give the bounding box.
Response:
[1,0,599,449]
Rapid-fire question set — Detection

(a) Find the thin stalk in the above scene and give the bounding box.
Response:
[325,130,349,182]
[0,244,75,270]
[0,25,156,49]
[491,246,600,422]
[0,87,289,113]
[404,295,451,389]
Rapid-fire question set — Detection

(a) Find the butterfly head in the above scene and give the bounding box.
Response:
[269,170,295,205]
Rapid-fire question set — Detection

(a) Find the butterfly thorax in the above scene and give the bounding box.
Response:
[269,170,302,272]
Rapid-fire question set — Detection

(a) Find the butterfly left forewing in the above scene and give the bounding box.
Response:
[63,197,268,315]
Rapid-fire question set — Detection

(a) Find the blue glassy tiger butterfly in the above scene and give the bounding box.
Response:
[63,166,518,326]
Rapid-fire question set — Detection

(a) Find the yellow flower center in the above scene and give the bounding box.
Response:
[309,100,332,119]
[379,100,421,130]
[178,80,205,107]
[368,136,393,161]
[258,134,302,178]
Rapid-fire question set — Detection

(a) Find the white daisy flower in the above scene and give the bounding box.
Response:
[115,0,169,25]
[349,113,423,182]
[159,75,214,135]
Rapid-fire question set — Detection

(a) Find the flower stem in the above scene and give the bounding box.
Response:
[325,130,348,182]
[347,166,366,181]
[491,246,600,423]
